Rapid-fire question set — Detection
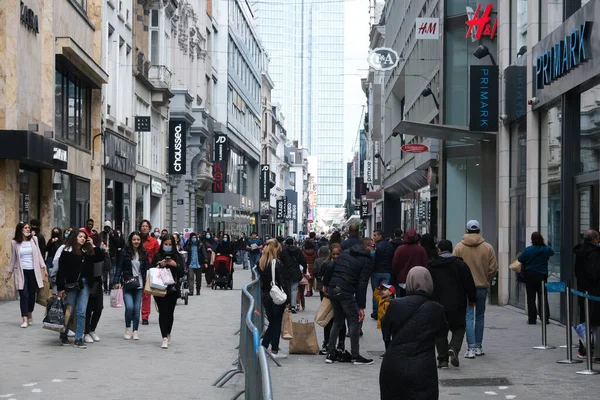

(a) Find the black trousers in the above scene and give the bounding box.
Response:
[19,269,39,317]
[155,294,178,338]
[85,286,104,334]
[189,268,202,294]
[524,270,549,323]
[262,293,285,352]
[328,288,360,358]
[320,291,346,349]
[435,309,466,362]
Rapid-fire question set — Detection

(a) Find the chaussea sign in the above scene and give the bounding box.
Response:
[168,121,186,175]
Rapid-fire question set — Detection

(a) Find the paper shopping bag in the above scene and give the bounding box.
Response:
[144,271,167,297]
[149,268,168,290]
[314,297,334,327]
[36,276,51,307]
[289,319,320,355]
[281,309,293,340]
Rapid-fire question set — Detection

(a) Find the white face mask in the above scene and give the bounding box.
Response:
[23,232,31,237]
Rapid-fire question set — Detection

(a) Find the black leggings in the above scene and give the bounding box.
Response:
[85,287,104,333]
[19,269,39,317]
[155,294,177,338]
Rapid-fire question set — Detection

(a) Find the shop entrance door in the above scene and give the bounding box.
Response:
[575,183,600,243]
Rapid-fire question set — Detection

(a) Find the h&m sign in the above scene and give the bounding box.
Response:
[21,1,39,34]
[535,21,591,90]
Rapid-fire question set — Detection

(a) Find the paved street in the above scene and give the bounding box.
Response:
[2,268,600,400]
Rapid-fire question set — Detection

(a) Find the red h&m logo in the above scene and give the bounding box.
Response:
[418,21,437,36]
[466,4,498,40]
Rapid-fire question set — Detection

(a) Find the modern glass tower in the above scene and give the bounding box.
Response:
[253,0,345,208]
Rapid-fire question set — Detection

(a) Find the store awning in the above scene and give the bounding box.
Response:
[392,121,495,144]
[0,130,68,169]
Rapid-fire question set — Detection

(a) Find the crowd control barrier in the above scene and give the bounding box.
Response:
[533,280,556,350]
[570,289,600,375]
[213,267,274,399]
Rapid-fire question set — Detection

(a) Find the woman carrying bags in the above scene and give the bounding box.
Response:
[258,238,287,359]
[56,229,105,348]
[5,222,48,328]
[150,235,185,349]
[114,231,149,340]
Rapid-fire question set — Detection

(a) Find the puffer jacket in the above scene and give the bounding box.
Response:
[324,244,373,309]
[280,245,307,282]
[427,255,477,311]
[453,234,497,288]
[373,288,393,330]
[373,239,394,274]
[302,248,318,271]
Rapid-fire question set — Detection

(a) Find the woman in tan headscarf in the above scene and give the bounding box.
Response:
[379,266,448,400]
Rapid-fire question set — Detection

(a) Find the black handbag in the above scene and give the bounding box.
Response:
[122,277,140,292]
[65,274,81,291]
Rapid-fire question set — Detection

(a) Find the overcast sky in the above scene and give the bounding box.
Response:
[343,0,370,161]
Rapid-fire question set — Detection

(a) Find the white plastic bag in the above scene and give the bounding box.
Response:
[149,268,168,290]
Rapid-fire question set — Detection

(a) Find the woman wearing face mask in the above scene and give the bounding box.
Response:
[44,227,63,270]
[5,222,48,328]
[216,233,237,266]
[150,235,185,349]
[113,232,149,340]
[56,230,105,348]
[184,233,208,296]
[83,233,106,343]
[204,232,218,287]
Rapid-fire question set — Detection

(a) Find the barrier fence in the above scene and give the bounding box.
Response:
[213,267,274,399]
[534,280,600,375]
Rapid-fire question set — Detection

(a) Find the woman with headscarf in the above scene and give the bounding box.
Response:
[380,266,448,400]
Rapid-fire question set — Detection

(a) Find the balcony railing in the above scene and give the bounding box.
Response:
[148,65,172,89]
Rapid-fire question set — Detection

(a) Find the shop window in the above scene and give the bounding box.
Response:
[55,65,92,150]
[510,0,527,62]
[53,172,72,231]
[579,84,600,173]
[136,183,146,229]
[18,169,40,226]
[540,0,563,37]
[75,179,90,229]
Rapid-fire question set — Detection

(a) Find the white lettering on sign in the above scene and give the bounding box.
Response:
[173,124,182,172]
[216,136,227,144]
[364,160,373,184]
[53,148,67,162]
[151,179,162,196]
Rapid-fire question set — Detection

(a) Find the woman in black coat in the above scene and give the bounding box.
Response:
[380,266,448,400]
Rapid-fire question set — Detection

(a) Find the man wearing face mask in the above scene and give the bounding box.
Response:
[184,233,208,296]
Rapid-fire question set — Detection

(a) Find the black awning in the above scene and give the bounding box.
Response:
[0,130,68,170]
[392,121,495,144]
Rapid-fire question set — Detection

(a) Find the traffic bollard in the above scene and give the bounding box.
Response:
[533,280,556,350]
[557,284,582,364]
[576,293,599,375]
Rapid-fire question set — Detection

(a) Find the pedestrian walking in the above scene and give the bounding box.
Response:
[427,239,476,369]
[246,232,262,269]
[453,220,498,359]
[341,224,361,250]
[302,241,317,298]
[236,233,249,269]
[56,229,105,348]
[329,231,342,246]
[373,284,395,352]
[323,238,374,365]
[5,222,48,328]
[420,233,438,261]
[380,267,448,400]
[83,233,107,344]
[518,232,554,325]
[204,232,218,286]
[139,219,160,326]
[279,237,306,313]
[44,227,63,270]
[184,232,208,296]
[113,231,149,341]
[392,229,429,297]
[150,235,185,349]
[257,238,287,359]
[371,229,394,320]
[30,219,46,257]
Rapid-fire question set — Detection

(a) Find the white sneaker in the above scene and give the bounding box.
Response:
[464,348,476,359]
[20,322,28,328]
[84,334,94,343]
[161,338,169,349]
[124,328,132,340]
[270,351,288,359]
[27,318,33,325]
[132,331,140,340]
[67,330,76,337]
[89,332,100,342]
[167,334,171,344]
[475,346,485,356]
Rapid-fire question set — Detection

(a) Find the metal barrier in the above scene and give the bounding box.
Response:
[571,289,600,375]
[533,280,556,350]
[213,267,274,400]
[553,283,582,364]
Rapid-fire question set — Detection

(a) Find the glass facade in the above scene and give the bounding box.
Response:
[105,178,131,234]
[53,172,72,230]
[18,169,40,225]
[540,0,563,37]
[579,84,600,174]
[510,0,527,63]
[135,182,146,230]
[55,64,92,150]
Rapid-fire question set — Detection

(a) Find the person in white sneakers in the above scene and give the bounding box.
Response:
[453,220,498,359]
[113,232,150,341]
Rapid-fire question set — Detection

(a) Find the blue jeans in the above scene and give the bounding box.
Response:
[123,288,143,330]
[466,288,488,349]
[371,272,391,314]
[64,278,90,340]
[248,252,260,269]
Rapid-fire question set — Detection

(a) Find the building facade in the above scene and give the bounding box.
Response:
[0,0,107,299]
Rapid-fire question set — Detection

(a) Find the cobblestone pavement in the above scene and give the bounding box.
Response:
[2,268,600,400]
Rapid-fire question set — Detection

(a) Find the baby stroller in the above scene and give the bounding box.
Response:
[179,250,189,305]
[211,255,233,290]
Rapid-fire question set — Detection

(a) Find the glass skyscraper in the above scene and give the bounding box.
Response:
[253,0,345,208]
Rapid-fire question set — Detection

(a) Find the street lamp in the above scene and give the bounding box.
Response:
[421,87,440,110]
[473,44,497,66]
[374,152,389,168]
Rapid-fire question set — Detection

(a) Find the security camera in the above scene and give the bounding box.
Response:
[528,97,539,105]
[386,165,391,171]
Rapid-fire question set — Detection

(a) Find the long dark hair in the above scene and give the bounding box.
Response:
[329,231,342,245]
[126,231,148,260]
[13,222,31,243]
[158,234,182,264]
[64,229,92,256]
[531,232,546,246]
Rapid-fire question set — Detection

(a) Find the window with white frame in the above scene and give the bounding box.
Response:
[148,8,170,68]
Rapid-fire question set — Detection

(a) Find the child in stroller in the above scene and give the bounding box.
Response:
[211,254,233,290]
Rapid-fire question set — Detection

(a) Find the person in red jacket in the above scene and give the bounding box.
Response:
[139,219,160,325]
[392,229,429,297]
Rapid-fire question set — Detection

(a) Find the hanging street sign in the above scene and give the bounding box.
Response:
[401,143,429,153]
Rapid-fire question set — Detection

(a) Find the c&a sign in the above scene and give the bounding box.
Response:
[212,134,228,193]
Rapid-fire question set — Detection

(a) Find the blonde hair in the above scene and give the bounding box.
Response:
[258,239,281,271]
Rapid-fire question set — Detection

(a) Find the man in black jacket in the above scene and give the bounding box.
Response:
[371,230,394,320]
[389,228,403,252]
[341,224,361,251]
[279,237,307,313]
[427,239,476,369]
[575,230,600,357]
[323,238,374,365]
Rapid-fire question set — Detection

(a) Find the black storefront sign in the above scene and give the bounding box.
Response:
[0,130,66,169]
[285,190,298,229]
[469,65,499,132]
[355,177,365,200]
[104,130,136,176]
[504,65,527,123]
[212,134,228,193]
[276,199,285,219]
[135,116,151,132]
[20,1,39,34]
[260,164,270,201]
[52,142,68,170]
[168,120,187,175]
[360,201,369,218]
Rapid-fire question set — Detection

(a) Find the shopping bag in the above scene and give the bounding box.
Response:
[159,268,176,285]
[289,319,320,354]
[281,309,293,340]
[36,276,51,307]
[110,288,124,308]
[574,323,596,349]
[509,256,523,273]
[314,297,334,327]
[144,271,167,297]
[149,268,168,290]
[42,296,70,333]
